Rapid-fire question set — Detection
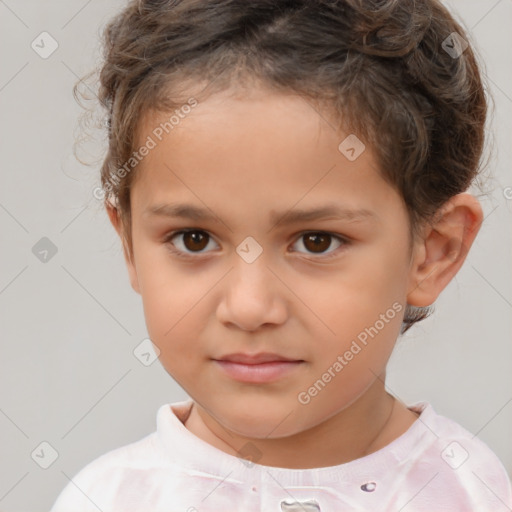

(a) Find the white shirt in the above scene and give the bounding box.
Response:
[50,399,512,511]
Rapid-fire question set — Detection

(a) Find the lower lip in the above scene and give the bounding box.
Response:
[214,360,304,383]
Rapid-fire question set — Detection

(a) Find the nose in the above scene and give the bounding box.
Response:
[216,254,288,332]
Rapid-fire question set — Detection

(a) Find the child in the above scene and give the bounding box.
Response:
[51,0,512,510]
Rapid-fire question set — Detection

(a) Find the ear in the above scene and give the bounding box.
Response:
[406,193,483,307]
[106,201,141,295]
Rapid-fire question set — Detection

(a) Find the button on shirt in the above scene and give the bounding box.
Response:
[50,400,512,512]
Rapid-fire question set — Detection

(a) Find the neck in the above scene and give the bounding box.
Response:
[184,379,418,469]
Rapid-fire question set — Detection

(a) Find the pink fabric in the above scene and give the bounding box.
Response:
[51,399,512,511]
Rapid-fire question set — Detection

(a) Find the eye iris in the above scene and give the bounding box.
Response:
[304,233,330,253]
[177,232,336,254]
[183,231,208,251]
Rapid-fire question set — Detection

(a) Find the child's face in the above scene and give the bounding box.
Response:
[121,86,418,438]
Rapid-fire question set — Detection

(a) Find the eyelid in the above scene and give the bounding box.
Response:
[164,229,220,258]
[163,229,349,259]
[290,230,349,259]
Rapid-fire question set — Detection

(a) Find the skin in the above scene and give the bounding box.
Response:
[108,85,483,469]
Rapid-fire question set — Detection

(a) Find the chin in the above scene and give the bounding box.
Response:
[214,403,308,439]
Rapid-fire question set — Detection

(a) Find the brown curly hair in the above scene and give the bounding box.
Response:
[77,0,488,334]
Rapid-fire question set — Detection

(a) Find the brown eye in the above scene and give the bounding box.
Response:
[292,231,346,258]
[166,230,218,255]
[182,231,209,251]
[303,233,331,253]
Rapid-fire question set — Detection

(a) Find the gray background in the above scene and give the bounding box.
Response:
[0,1,511,510]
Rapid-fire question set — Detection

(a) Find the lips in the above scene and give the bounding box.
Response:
[215,352,303,364]
[213,353,304,383]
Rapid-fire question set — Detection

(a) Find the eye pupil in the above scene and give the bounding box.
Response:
[184,231,208,251]
[304,233,330,253]
[171,231,342,258]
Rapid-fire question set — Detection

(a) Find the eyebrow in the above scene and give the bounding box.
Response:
[143,202,378,225]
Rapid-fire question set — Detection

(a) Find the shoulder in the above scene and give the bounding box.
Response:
[50,424,167,511]
[50,433,157,511]
[394,401,512,511]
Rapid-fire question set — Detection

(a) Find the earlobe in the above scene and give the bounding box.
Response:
[106,201,141,295]
[406,193,483,307]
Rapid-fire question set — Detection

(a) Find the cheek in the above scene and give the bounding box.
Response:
[293,240,407,377]
[302,252,406,336]
[135,254,216,373]
[142,289,206,382]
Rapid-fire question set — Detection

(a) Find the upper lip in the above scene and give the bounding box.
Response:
[215,352,303,364]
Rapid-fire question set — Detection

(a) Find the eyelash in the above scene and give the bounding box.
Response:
[163,229,350,260]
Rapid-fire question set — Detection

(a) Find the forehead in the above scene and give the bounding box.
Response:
[130,87,401,223]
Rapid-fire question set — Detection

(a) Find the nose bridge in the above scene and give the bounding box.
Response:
[230,241,274,297]
[216,241,287,330]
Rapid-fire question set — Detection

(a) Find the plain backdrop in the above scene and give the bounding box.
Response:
[0,1,511,510]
